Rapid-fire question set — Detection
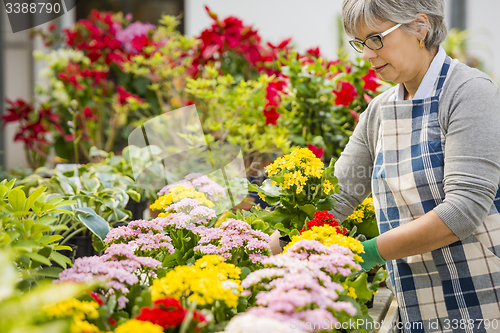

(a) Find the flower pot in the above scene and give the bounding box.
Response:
[279,235,292,252]
[125,199,148,221]
[65,236,100,259]
[365,273,376,309]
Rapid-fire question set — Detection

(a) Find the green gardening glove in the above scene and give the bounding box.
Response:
[360,237,386,272]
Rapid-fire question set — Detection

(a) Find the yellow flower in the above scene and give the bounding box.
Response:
[115,319,164,333]
[323,179,334,194]
[285,225,364,262]
[150,194,173,211]
[44,298,100,333]
[362,197,375,212]
[258,192,266,201]
[151,255,242,308]
[342,283,358,299]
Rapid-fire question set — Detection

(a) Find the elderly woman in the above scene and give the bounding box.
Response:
[268,0,500,331]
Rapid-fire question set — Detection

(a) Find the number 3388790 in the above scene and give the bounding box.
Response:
[5,2,61,14]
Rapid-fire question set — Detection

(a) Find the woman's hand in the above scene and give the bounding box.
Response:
[269,229,282,255]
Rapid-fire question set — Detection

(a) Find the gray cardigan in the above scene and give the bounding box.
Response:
[330,62,500,240]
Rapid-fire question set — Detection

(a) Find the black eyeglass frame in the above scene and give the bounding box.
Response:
[349,23,402,53]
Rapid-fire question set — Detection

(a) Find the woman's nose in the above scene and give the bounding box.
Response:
[362,46,377,62]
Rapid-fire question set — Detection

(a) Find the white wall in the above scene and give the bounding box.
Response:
[185,0,500,81]
[465,0,500,81]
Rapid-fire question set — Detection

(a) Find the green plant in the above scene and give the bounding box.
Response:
[17,159,140,248]
[278,51,388,161]
[341,197,379,241]
[186,67,293,176]
[0,179,76,287]
[0,249,89,333]
[248,148,339,237]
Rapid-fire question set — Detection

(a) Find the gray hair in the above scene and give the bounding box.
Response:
[342,0,448,50]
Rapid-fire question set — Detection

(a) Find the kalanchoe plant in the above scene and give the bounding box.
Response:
[249,148,338,237]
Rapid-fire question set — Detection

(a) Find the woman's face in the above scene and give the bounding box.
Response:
[353,20,426,85]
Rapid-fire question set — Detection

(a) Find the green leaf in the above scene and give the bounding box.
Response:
[92,233,107,252]
[126,190,141,202]
[75,207,111,240]
[298,204,316,219]
[25,187,46,211]
[24,252,51,266]
[316,196,337,212]
[240,267,251,280]
[89,146,109,158]
[8,189,26,212]
[81,176,100,193]
[349,273,372,303]
[34,266,64,278]
[36,215,58,226]
[50,251,71,269]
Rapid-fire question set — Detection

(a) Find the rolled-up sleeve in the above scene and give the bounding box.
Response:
[433,77,500,239]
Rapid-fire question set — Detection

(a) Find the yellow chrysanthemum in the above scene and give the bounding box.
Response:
[284,225,364,262]
[151,255,242,308]
[115,319,164,333]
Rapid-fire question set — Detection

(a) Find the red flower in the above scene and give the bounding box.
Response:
[306,47,320,58]
[135,297,206,329]
[131,35,151,53]
[48,23,57,32]
[117,86,145,105]
[90,292,105,305]
[307,144,324,159]
[333,81,358,106]
[263,108,280,125]
[83,106,97,120]
[361,68,381,91]
[300,210,348,235]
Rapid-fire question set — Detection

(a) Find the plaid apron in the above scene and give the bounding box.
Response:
[372,56,500,333]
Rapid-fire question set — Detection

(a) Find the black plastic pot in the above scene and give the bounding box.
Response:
[125,199,149,221]
[279,235,292,252]
[65,236,100,259]
[365,273,376,308]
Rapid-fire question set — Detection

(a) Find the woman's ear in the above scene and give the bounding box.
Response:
[414,13,430,40]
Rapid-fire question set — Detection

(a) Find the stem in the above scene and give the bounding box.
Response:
[104,114,117,152]
[60,226,87,245]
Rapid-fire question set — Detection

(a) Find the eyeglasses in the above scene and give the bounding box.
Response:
[349,23,402,53]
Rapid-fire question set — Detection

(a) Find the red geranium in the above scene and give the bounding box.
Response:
[333,81,358,106]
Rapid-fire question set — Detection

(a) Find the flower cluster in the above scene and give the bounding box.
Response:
[221,313,306,333]
[44,298,100,333]
[240,239,359,331]
[58,243,161,307]
[300,211,347,235]
[342,197,379,239]
[265,148,327,194]
[1,98,62,168]
[104,219,175,258]
[194,218,271,264]
[151,255,242,308]
[158,173,226,202]
[135,297,206,330]
[285,226,364,263]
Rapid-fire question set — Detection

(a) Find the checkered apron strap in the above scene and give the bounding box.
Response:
[372,56,500,332]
